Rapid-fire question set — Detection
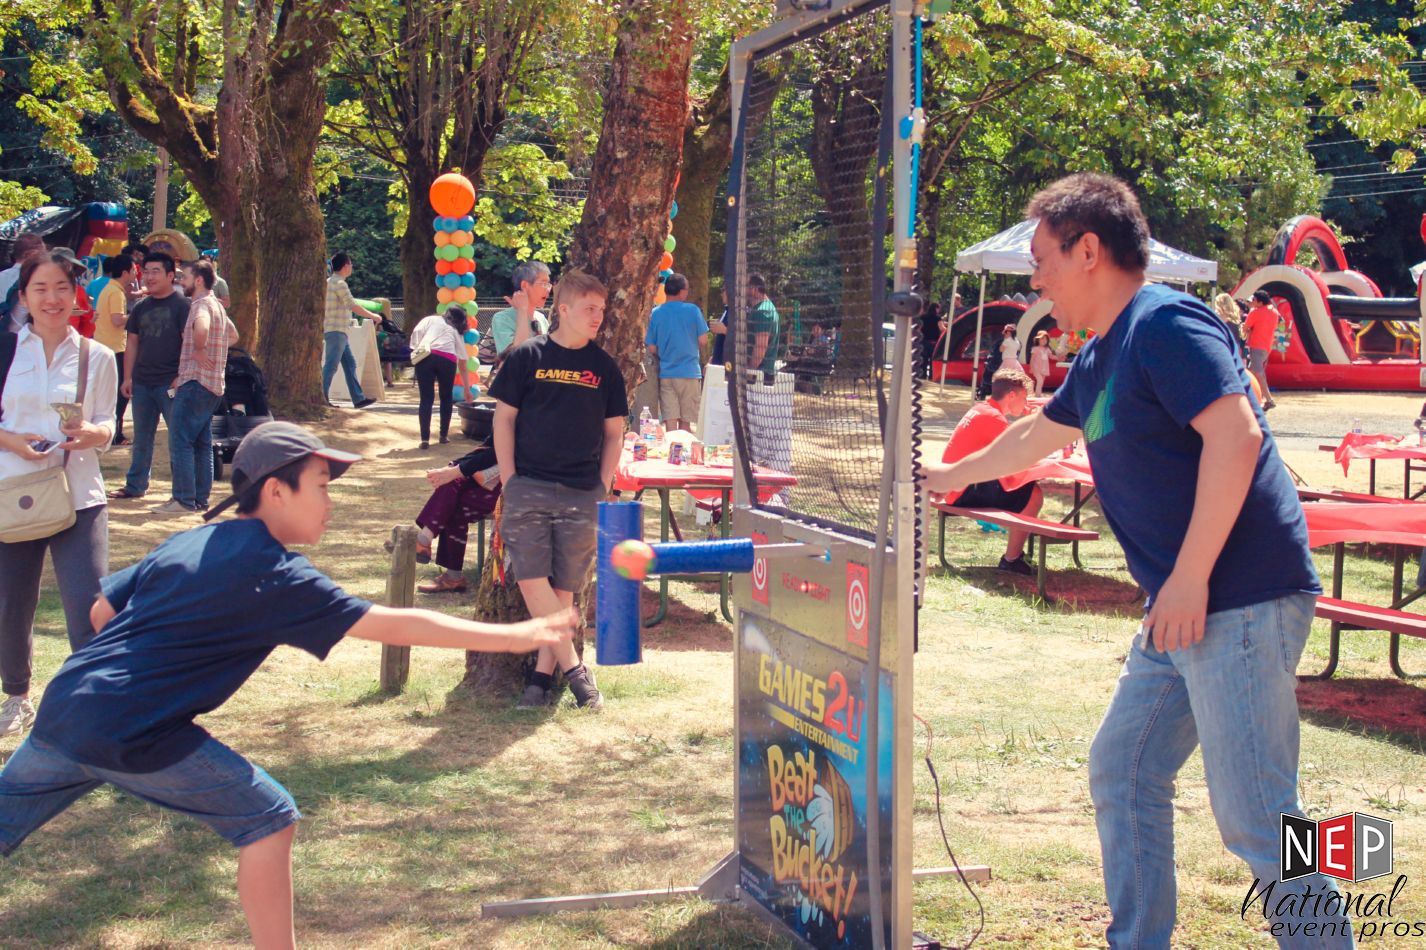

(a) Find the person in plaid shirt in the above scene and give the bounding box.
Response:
[323,253,379,408]
[158,259,240,514]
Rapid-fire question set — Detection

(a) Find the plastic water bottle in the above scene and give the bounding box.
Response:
[1352,418,1362,435]
[639,407,653,441]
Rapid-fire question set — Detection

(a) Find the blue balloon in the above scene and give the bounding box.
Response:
[669,200,678,220]
[458,215,475,230]
[658,269,673,280]
[442,273,461,289]
[463,329,479,345]
[434,275,445,288]
[460,273,475,287]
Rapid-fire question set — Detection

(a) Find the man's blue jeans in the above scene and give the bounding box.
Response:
[322,330,365,404]
[122,382,173,496]
[1089,592,1353,949]
[169,381,222,509]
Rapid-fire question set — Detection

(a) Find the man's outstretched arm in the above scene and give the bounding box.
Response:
[920,412,1080,496]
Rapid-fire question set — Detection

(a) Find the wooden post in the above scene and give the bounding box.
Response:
[381,524,418,693]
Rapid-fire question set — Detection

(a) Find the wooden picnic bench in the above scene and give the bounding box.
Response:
[1312,596,1426,680]
[932,500,1099,603]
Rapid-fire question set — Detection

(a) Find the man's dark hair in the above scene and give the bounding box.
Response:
[989,367,1031,401]
[143,251,176,274]
[103,254,134,278]
[664,273,688,297]
[186,259,216,290]
[11,233,44,263]
[1252,289,1272,305]
[121,241,148,258]
[234,456,309,515]
[748,273,768,294]
[330,252,351,272]
[1024,173,1150,273]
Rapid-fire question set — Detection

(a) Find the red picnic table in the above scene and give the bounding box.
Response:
[613,455,797,625]
[1003,451,1097,567]
[1300,500,1426,678]
[1329,432,1426,499]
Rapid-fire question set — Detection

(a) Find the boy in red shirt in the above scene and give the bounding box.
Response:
[940,368,1044,574]
[1241,289,1279,409]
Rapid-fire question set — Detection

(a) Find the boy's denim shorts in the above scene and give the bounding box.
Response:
[0,733,300,855]
[500,474,603,592]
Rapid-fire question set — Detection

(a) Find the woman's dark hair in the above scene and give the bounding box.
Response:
[18,251,78,295]
[234,456,309,515]
[442,304,467,332]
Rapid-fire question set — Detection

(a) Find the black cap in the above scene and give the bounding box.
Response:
[203,421,361,521]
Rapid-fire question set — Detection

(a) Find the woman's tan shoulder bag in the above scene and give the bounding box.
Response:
[0,336,88,543]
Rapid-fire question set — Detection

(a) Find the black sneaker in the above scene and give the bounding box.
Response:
[998,555,1035,577]
[354,397,378,409]
[517,684,549,708]
[565,665,603,710]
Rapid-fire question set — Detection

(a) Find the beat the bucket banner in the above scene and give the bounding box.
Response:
[737,614,894,948]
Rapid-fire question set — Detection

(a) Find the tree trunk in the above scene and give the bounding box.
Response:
[400,159,440,333]
[462,0,692,692]
[671,65,731,315]
[566,1,694,401]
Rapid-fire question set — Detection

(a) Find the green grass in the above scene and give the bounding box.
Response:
[1,389,1423,947]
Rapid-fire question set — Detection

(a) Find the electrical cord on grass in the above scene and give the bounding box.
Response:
[915,712,984,950]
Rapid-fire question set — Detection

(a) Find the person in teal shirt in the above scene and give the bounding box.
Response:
[490,261,552,359]
[746,272,780,380]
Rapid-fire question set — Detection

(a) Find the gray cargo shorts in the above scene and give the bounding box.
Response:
[500,475,605,592]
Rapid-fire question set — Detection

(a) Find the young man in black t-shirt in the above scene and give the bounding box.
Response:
[489,270,628,709]
[109,251,190,500]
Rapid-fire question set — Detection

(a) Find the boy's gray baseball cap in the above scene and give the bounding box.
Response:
[203,421,361,521]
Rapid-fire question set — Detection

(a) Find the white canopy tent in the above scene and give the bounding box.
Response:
[940,219,1220,390]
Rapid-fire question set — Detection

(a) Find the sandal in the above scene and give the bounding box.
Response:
[417,573,467,593]
[107,487,145,499]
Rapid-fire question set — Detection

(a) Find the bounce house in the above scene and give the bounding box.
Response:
[0,202,129,267]
[1231,215,1425,391]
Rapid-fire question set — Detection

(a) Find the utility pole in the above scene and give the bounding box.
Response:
[152,147,171,232]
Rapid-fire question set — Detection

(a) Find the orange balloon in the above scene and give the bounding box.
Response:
[659,252,674,271]
[450,230,471,248]
[467,315,479,329]
[433,231,451,247]
[454,286,476,303]
[654,284,667,306]
[435,259,453,275]
[429,172,476,217]
[453,257,474,275]
[436,287,455,304]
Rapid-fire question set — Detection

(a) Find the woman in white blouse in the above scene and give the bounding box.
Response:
[409,305,475,450]
[0,251,117,738]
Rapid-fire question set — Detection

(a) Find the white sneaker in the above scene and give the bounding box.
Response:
[154,499,197,515]
[0,695,35,737]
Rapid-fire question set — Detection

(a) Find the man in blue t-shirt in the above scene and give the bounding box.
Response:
[0,422,576,946]
[922,175,1345,948]
[645,273,708,431]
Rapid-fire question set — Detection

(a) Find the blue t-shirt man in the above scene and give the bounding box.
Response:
[1041,283,1319,612]
[31,519,372,773]
[645,299,707,379]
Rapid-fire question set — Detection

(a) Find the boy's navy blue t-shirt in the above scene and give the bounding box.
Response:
[1042,283,1318,613]
[32,519,372,773]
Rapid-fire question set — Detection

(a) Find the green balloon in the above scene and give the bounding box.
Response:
[664,234,676,252]
[458,244,475,260]
[463,301,479,316]
[440,244,460,262]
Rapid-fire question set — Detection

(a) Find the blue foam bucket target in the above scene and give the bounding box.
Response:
[596,501,644,665]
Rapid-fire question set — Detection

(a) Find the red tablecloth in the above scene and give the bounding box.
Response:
[1333,432,1426,474]
[1001,453,1094,491]
[1302,501,1426,548]
[613,457,795,503]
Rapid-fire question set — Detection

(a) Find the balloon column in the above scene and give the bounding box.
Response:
[653,172,680,306]
[429,172,482,398]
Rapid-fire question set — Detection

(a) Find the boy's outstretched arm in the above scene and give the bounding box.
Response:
[347,604,578,654]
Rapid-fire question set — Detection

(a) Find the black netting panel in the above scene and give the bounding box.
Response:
[727,8,891,536]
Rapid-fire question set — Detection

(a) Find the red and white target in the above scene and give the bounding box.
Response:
[846,562,869,646]
[751,532,770,604]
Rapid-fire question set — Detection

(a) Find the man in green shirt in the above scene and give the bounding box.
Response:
[746,272,780,381]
